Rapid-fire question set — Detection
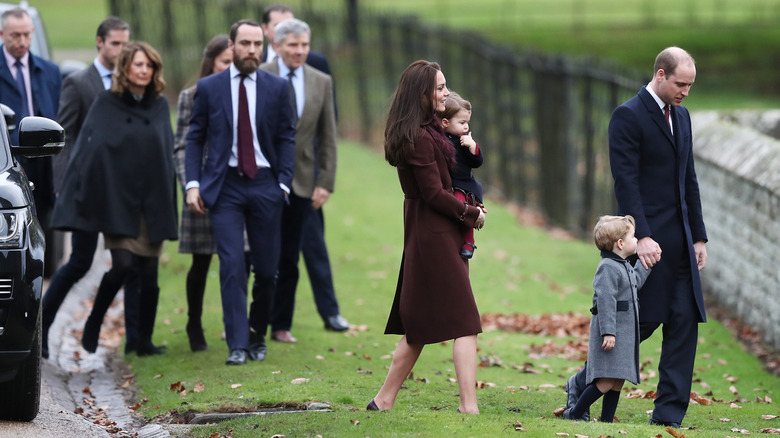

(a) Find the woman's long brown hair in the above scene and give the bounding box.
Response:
[384,60,441,167]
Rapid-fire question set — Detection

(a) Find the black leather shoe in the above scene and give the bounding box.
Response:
[136,343,166,357]
[324,314,349,332]
[248,329,267,361]
[564,375,589,421]
[248,341,267,361]
[649,418,681,428]
[226,349,247,365]
[459,242,476,260]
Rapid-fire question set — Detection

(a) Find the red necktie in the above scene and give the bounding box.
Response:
[664,105,671,131]
[237,75,257,179]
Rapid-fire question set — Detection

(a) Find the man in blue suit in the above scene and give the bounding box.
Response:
[0,7,61,244]
[185,19,296,366]
[563,47,707,428]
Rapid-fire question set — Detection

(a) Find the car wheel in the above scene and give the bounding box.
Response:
[0,311,41,421]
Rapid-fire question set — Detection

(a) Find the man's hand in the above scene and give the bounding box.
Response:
[186,187,206,215]
[602,335,616,351]
[311,187,330,210]
[694,241,707,270]
[637,236,662,269]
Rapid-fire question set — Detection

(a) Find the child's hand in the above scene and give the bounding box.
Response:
[602,335,616,351]
[461,132,478,155]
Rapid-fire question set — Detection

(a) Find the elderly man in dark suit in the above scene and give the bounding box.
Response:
[0,7,60,258]
[260,18,337,344]
[41,17,131,359]
[185,19,296,366]
[261,3,349,334]
[563,46,707,428]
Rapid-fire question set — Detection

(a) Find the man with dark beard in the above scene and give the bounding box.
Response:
[185,19,296,365]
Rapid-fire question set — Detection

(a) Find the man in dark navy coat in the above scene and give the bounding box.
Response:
[0,7,60,247]
[564,47,707,428]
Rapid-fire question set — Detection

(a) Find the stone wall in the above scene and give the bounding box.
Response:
[692,111,780,350]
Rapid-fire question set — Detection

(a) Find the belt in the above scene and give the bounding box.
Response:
[590,300,629,315]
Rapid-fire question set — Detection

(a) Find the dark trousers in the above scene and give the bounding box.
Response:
[209,168,283,351]
[574,257,698,424]
[42,230,140,347]
[270,192,311,331]
[300,208,340,320]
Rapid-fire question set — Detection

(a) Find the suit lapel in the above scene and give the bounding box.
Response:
[0,55,18,93]
[254,71,267,138]
[301,65,315,124]
[639,87,675,149]
[219,71,233,129]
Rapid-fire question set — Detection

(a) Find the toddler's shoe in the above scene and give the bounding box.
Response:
[459,242,476,259]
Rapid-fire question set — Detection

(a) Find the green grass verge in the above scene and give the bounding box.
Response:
[125,140,778,437]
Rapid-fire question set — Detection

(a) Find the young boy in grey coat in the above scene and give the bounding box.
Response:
[563,215,652,422]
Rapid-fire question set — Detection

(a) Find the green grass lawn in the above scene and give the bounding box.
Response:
[123,140,779,437]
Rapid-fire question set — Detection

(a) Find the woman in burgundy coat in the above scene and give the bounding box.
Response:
[366,60,487,414]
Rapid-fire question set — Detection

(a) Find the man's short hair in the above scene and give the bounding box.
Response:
[593,215,635,252]
[229,19,261,42]
[262,4,293,24]
[653,46,695,77]
[97,16,129,41]
[273,18,310,45]
[1,7,29,26]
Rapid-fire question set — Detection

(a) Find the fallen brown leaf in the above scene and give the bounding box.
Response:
[230,383,242,389]
[290,378,310,384]
[758,428,780,433]
[193,382,205,393]
[665,427,685,438]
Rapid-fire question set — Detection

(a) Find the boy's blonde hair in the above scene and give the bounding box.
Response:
[437,91,472,120]
[593,215,635,252]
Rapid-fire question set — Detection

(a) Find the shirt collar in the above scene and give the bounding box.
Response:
[277,59,302,79]
[600,250,629,262]
[230,63,256,81]
[93,57,112,78]
[646,82,666,111]
[3,46,29,69]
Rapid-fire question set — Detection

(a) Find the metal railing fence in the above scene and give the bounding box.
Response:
[110,0,645,236]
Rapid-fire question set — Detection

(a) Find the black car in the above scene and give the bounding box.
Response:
[0,105,64,421]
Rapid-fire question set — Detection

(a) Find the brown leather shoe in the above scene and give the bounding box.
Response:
[271,330,298,343]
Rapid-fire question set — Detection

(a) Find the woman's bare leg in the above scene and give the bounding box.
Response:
[453,334,479,414]
[372,335,424,409]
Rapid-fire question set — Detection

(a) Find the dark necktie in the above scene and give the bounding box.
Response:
[237,75,257,179]
[287,70,298,122]
[14,60,29,118]
[664,105,671,132]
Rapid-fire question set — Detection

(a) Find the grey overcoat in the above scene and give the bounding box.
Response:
[585,251,651,385]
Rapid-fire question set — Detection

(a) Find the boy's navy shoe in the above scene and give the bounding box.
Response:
[564,374,590,421]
